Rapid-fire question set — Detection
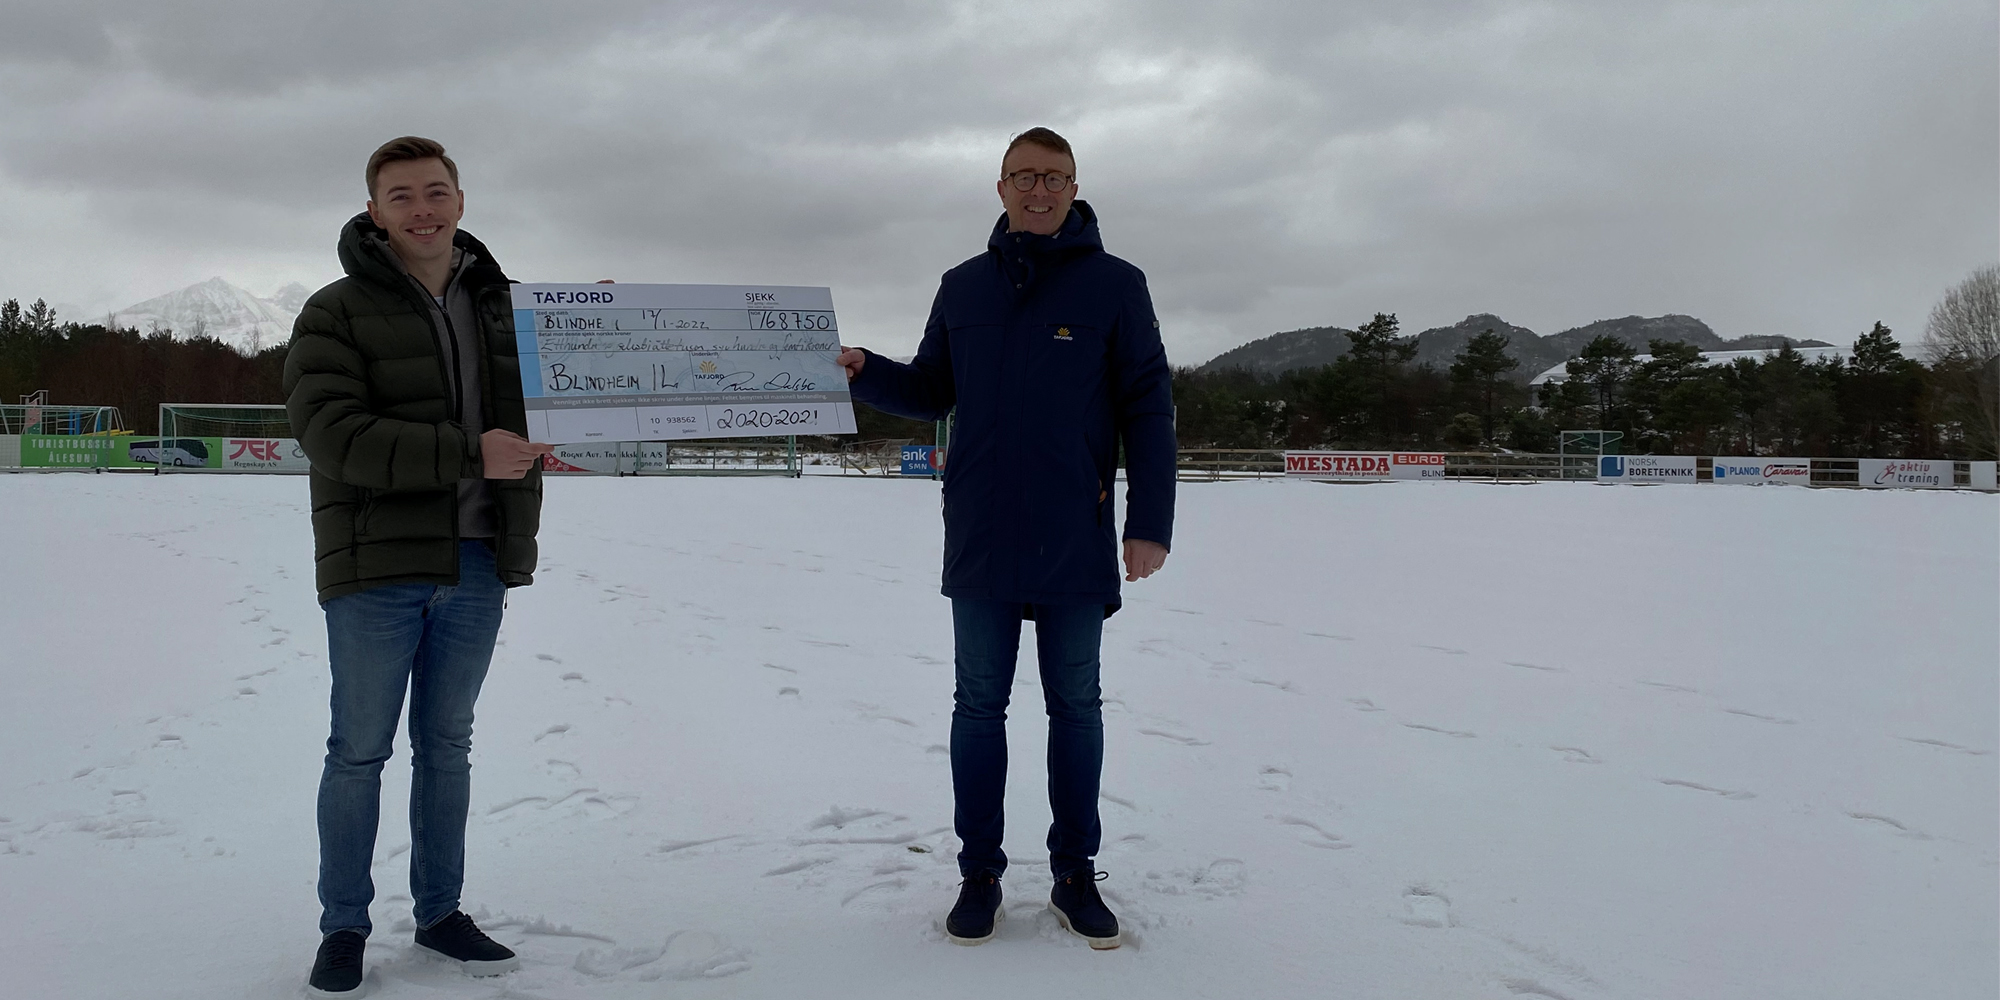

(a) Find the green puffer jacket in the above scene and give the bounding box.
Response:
[284,213,542,603]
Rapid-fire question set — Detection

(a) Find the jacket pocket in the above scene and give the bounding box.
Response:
[354,487,377,538]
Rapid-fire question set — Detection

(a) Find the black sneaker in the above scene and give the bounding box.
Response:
[945,871,1003,945]
[306,930,367,998]
[414,911,520,976]
[1050,869,1121,949]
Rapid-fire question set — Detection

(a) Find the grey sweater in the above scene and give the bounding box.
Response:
[407,249,499,539]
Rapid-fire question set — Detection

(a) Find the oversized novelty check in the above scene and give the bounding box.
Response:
[511,283,858,444]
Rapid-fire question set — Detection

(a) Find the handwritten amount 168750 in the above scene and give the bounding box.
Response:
[747,310,834,332]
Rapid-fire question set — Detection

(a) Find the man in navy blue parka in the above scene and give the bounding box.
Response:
[836,128,1175,950]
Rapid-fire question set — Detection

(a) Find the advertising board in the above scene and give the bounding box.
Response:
[1284,452,1447,480]
[1710,457,1811,485]
[217,438,310,472]
[1857,459,1953,489]
[542,442,631,474]
[1597,455,1698,483]
[900,445,937,477]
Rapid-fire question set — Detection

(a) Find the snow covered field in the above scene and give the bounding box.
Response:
[1,473,1994,1000]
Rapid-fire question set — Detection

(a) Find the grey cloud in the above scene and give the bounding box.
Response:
[0,0,1991,362]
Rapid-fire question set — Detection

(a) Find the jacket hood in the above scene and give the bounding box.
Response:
[337,211,504,288]
[987,199,1103,259]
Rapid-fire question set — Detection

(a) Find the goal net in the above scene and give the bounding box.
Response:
[150,403,305,473]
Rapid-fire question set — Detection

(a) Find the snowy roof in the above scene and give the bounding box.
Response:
[1529,346,1853,385]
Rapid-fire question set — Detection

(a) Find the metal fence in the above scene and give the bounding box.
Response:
[1173,449,1998,488]
[1176,450,1601,482]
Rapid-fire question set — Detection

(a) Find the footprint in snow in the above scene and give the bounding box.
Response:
[852,703,916,727]
[1347,698,1385,712]
[1414,644,1468,656]
[536,653,563,664]
[1639,680,1697,693]
[533,724,571,742]
[1257,766,1292,791]
[1099,791,1139,811]
[809,806,893,830]
[1549,746,1600,765]
[1402,886,1452,928]
[1245,676,1302,694]
[840,878,910,908]
[1894,736,1989,756]
[574,930,750,981]
[1278,816,1351,850]
[763,857,834,877]
[1846,812,1932,840]
[1723,708,1796,725]
[651,835,735,855]
[1658,779,1755,800]
[1403,723,1476,739]
[1502,977,1579,1000]
[1506,661,1565,673]
[1138,728,1209,746]
[1181,858,1248,898]
[1305,632,1355,641]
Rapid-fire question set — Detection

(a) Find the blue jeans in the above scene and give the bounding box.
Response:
[317,541,506,937]
[950,599,1105,879]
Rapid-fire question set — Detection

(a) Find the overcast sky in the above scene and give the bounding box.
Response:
[1,0,1993,363]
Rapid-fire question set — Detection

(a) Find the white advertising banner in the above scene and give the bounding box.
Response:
[218,438,312,473]
[1284,451,1447,480]
[1857,459,1953,489]
[1972,461,1998,491]
[1711,457,1811,485]
[541,442,633,475]
[1597,455,1698,483]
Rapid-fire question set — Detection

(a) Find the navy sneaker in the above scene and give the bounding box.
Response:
[306,929,367,998]
[414,911,520,976]
[945,871,1003,945]
[1050,869,1120,949]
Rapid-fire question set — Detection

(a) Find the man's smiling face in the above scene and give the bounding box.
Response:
[997,142,1077,236]
[367,157,463,268]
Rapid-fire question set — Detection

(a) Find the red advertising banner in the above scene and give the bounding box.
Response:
[1285,451,1447,480]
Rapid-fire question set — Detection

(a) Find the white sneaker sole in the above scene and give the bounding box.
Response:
[1051,904,1121,950]
[415,943,520,977]
[946,903,1004,945]
[305,980,370,999]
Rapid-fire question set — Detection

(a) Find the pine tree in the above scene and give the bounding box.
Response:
[1329,312,1416,444]
[1840,321,1923,456]
[1449,329,1519,446]
[1564,335,1637,432]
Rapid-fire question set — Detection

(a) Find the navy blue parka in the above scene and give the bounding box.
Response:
[851,201,1176,612]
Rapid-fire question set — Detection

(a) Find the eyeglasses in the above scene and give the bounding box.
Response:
[1004,170,1072,193]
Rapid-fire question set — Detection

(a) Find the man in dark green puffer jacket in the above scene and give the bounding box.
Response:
[284,136,551,998]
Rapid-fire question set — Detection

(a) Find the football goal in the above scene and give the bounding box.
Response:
[151,403,303,473]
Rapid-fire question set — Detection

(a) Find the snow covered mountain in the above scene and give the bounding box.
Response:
[111,277,310,354]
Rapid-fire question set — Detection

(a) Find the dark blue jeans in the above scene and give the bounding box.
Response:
[317,541,505,937]
[950,599,1105,879]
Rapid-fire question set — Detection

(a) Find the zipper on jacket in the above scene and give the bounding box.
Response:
[439,309,465,423]
[476,281,517,591]
[402,255,472,583]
